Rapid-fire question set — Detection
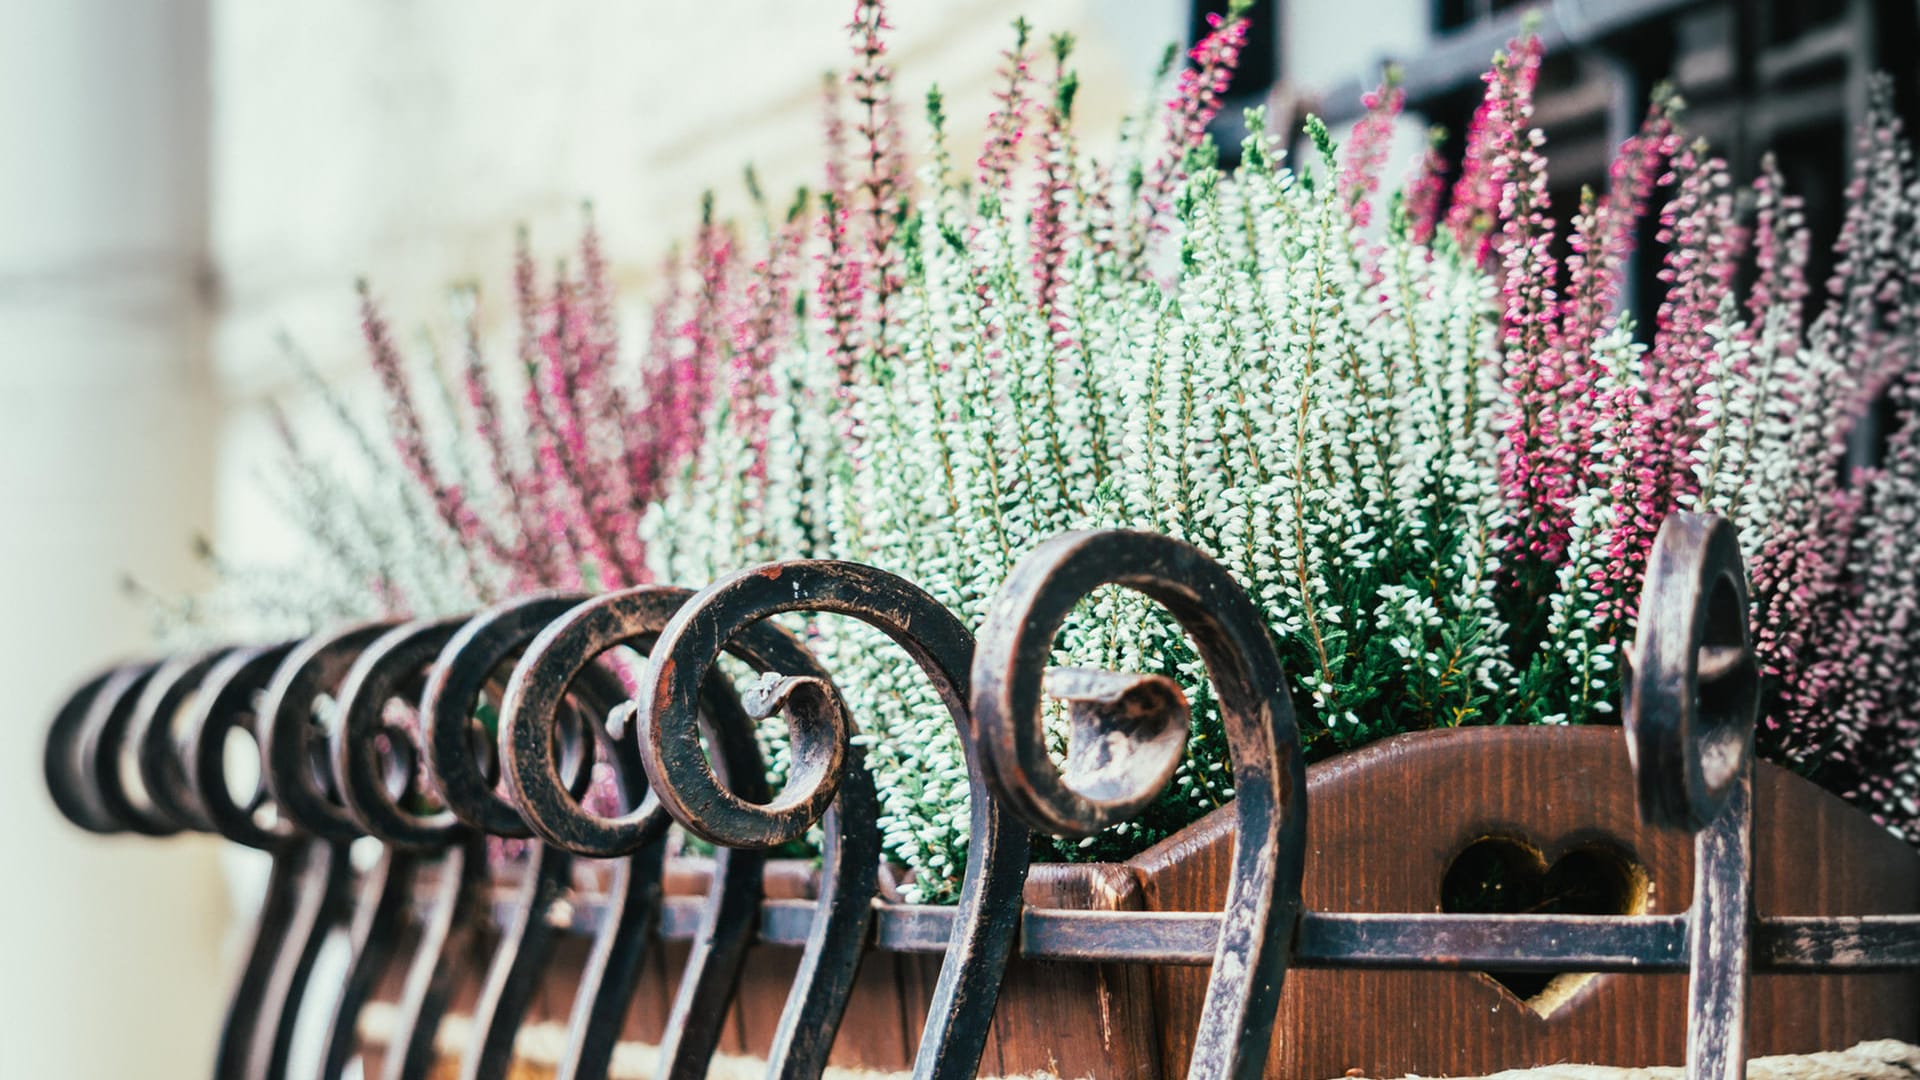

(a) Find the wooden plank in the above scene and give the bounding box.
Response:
[1127,726,1920,1078]
[982,864,1163,1079]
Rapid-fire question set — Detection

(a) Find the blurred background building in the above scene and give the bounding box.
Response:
[4,1,1914,1075]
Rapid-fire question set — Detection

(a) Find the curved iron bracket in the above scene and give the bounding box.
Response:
[971,529,1307,1080]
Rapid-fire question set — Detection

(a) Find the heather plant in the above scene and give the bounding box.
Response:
[175,202,747,642]
[210,3,1920,899]
[660,8,1525,893]
[662,13,1920,893]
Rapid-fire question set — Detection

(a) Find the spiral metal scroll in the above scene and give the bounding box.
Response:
[1622,512,1760,834]
[332,617,467,850]
[47,649,316,1080]
[970,529,1307,1080]
[260,622,402,843]
[496,586,784,1080]
[416,594,619,1080]
[594,578,883,1080]
[1623,512,1760,1080]
[321,618,468,1080]
[491,589,706,1080]
[636,560,1018,1080]
[45,663,157,836]
[174,640,340,1080]
[183,643,300,852]
[421,592,594,838]
[75,661,177,837]
[128,649,241,834]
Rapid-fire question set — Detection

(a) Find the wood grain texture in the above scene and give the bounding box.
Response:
[1127,726,1920,1079]
[354,728,1916,1077]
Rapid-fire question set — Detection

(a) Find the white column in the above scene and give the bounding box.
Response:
[0,2,231,1077]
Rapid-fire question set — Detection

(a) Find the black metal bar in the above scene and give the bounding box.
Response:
[320,846,419,1080]
[213,845,307,1080]
[620,576,889,1079]
[620,561,1027,1080]
[589,897,1920,973]
[972,530,1308,1080]
[383,838,488,1080]
[248,838,354,1080]
[329,617,481,1080]
[462,840,574,1080]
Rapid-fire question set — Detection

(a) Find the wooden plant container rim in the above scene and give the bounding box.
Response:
[640,725,1920,1078]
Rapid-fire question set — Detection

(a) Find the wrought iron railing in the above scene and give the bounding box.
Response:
[42,512,1920,1080]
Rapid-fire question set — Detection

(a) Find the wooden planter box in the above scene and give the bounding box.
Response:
[361,726,1918,1079]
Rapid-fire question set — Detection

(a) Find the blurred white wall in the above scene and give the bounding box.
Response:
[0,1,1445,1072]
[0,1,231,1077]
[0,2,1185,1075]
[208,0,1184,570]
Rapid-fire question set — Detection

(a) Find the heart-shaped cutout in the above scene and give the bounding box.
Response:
[1440,835,1650,1016]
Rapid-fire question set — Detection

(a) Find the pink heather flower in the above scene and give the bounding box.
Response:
[670,201,733,468]
[456,291,542,588]
[1744,156,1810,351]
[848,0,907,373]
[1596,145,1741,627]
[576,214,643,527]
[359,283,501,573]
[728,202,808,489]
[817,190,866,398]
[1139,4,1250,232]
[1553,94,1680,501]
[1339,74,1405,230]
[1404,127,1449,247]
[1757,80,1916,770]
[1447,35,1542,267]
[816,69,866,400]
[625,246,685,513]
[1482,41,1573,581]
[510,234,572,583]
[536,269,642,584]
[976,18,1034,193]
[1030,33,1079,332]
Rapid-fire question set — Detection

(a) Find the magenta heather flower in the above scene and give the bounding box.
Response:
[1553,95,1680,502]
[1030,33,1079,332]
[1446,35,1541,267]
[1138,1,1249,240]
[348,203,731,600]
[667,199,733,470]
[359,283,501,579]
[1482,41,1572,586]
[1592,145,1741,628]
[728,197,809,491]
[976,17,1034,194]
[1339,73,1404,230]
[848,0,908,374]
[1403,126,1449,247]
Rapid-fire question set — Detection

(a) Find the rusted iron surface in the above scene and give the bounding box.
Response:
[421,592,595,839]
[637,559,1025,1080]
[972,529,1307,1080]
[329,617,483,1080]
[383,836,488,1080]
[39,510,1920,1080]
[320,618,466,1079]
[633,573,884,1080]
[1625,514,1761,1080]
[320,844,418,1080]
[128,648,237,834]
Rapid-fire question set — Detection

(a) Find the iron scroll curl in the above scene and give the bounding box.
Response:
[1622,511,1761,834]
[633,560,1023,1080]
[969,528,1308,1080]
[501,580,885,1080]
